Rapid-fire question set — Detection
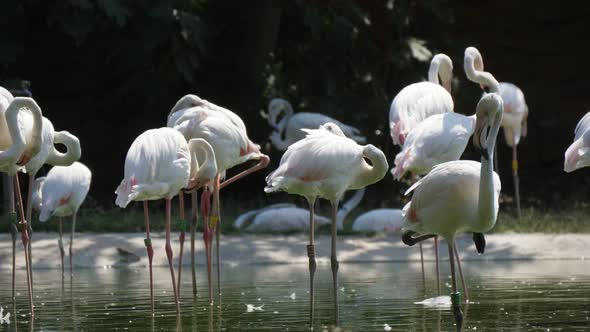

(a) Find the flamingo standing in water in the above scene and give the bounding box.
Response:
[564,111,590,172]
[266,98,366,150]
[464,47,528,218]
[402,93,503,332]
[23,118,81,293]
[34,162,91,279]
[0,93,43,316]
[234,189,365,233]
[168,95,269,303]
[265,123,388,326]
[115,127,217,315]
[389,53,454,147]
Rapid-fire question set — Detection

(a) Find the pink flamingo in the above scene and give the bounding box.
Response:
[115,127,217,315]
[265,123,388,326]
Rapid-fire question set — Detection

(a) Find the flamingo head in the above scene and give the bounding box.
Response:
[267,98,293,129]
[473,93,504,159]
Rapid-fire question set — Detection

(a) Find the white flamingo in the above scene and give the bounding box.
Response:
[352,209,404,233]
[464,47,528,218]
[115,127,217,315]
[234,189,365,233]
[401,93,503,331]
[23,118,81,295]
[564,111,590,172]
[265,123,388,326]
[0,93,43,316]
[266,98,366,150]
[389,53,454,146]
[35,162,91,279]
[168,95,269,303]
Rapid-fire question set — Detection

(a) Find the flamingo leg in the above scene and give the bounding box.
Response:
[448,240,463,332]
[218,155,270,190]
[190,191,199,298]
[14,175,34,317]
[143,201,155,316]
[69,212,77,278]
[454,244,469,303]
[201,190,213,305]
[330,200,340,326]
[434,236,440,296]
[26,174,34,300]
[213,175,222,297]
[419,242,425,292]
[307,198,317,328]
[59,217,65,282]
[512,145,522,220]
[177,191,186,295]
[165,198,181,314]
[7,177,17,301]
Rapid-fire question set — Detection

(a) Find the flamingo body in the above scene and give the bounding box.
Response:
[403,160,501,239]
[392,112,475,179]
[352,209,404,233]
[234,204,331,233]
[38,162,91,221]
[498,82,528,147]
[115,128,191,207]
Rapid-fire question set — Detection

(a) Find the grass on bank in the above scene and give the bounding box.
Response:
[2,200,590,235]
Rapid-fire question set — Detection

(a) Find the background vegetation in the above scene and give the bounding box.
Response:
[2,1,590,231]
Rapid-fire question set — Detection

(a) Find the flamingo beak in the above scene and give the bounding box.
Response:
[473,233,486,254]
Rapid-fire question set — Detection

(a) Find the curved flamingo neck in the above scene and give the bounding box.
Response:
[0,98,43,169]
[47,131,81,166]
[336,188,365,230]
[428,54,453,92]
[353,145,388,189]
[464,48,500,93]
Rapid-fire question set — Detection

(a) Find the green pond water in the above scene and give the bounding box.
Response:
[1,260,589,331]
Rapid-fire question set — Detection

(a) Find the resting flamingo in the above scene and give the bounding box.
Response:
[352,208,404,233]
[23,118,81,295]
[0,93,43,316]
[389,53,454,147]
[35,162,91,279]
[115,127,217,315]
[168,95,269,303]
[266,98,366,150]
[234,189,365,233]
[401,93,503,331]
[265,123,388,326]
[564,111,590,172]
[464,47,527,218]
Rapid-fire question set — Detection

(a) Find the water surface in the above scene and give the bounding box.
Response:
[1,260,589,331]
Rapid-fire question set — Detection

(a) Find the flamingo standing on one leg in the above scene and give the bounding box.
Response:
[266,98,366,150]
[389,53,454,147]
[168,95,269,303]
[35,162,91,279]
[564,111,590,172]
[115,128,217,315]
[0,94,43,317]
[265,123,388,327]
[401,93,503,332]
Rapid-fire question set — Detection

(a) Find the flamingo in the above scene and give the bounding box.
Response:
[401,93,503,331]
[464,47,528,219]
[352,208,404,233]
[23,118,81,295]
[168,95,269,303]
[115,127,217,315]
[265,123,388,326]
[564,111,590,172]
[35,162,91,280]
[234,189,365,233]
[266,98,366,150]
[389,53,454,147]
[0,94,43,316]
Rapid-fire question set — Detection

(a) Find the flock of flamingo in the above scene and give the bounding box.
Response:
[1,45,588,331]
